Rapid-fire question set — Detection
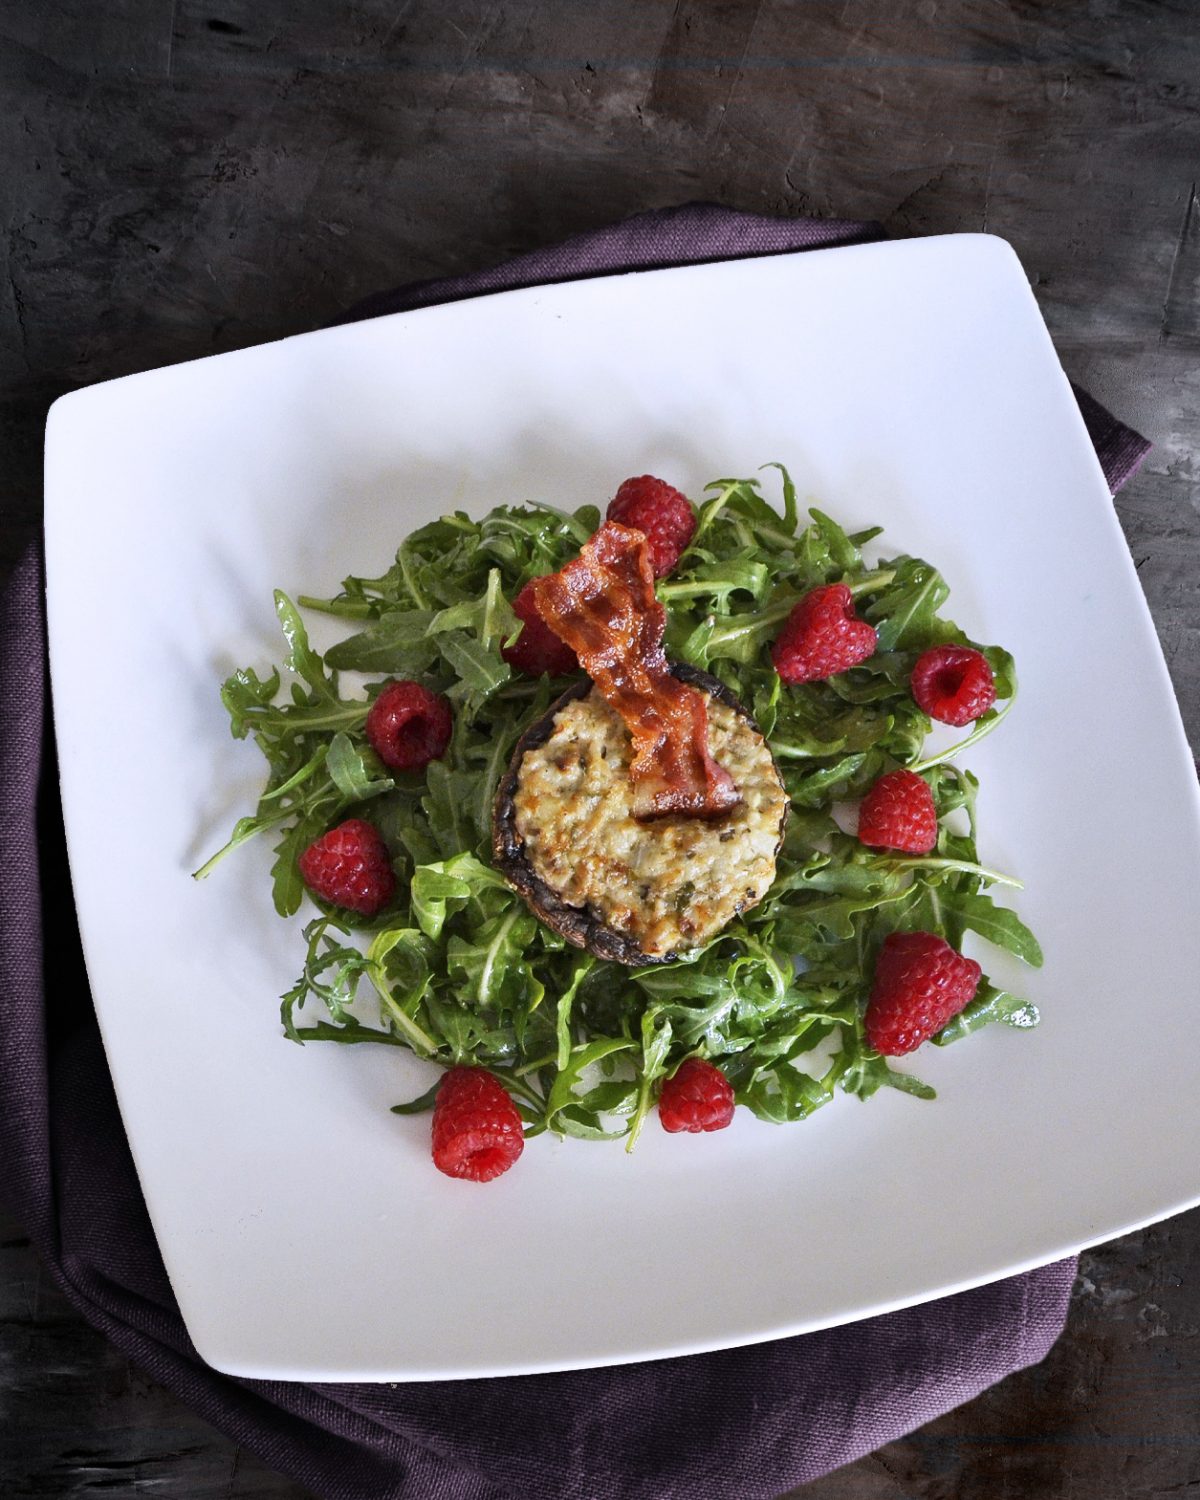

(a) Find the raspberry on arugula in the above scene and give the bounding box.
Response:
[606,474,696,578]
[910,644,996,727]
[866,931,982,1056]
[365,680,453,771]
[658,1057,736,1133]
[431,1066,525,1181]
[858,769,938,854]
[297,818,396,918]
[771,583,877,684]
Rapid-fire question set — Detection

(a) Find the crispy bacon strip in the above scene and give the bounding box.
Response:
[532,523,741,821]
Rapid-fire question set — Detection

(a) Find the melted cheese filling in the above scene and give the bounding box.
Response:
[513,688,787,956]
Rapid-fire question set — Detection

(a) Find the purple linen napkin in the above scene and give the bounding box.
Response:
[3,205,1148,1500]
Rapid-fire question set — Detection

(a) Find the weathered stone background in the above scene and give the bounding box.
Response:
[2,1,1197,1495]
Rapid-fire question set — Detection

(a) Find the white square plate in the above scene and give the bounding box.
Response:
[45,235,1200,1381]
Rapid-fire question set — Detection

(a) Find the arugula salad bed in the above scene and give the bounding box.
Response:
[199,468,1042,1148]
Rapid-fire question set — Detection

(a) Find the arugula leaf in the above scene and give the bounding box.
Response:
[936,888,1045,968]
[409,853,503,940]
[439,632,512,716]
[546,1037,636,1136]
[555,955,596,1070]
[275,590,338,702]
[447,905,539,1010]
[626,1008,674,1147]
[659,559,770,608]
[325,610,439,674]
[221,665,282,739]
[841,1049,936,1102]
[732,1048,850,1123]
[802,507,862,578]
[325,734,394,802]
[760,461,800,532]
[390,1080,442,1115]
[864,559,951,651]
[270,799,342,917]
[933,980,1040,1045]
[422,761,482,859]
[431,568,521,651]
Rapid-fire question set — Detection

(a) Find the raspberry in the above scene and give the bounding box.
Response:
[770,584,877,684]
[365,680,453,771]
[910,645,996,727]
[858,769,938,854]
[297,818,396,917]
[431,1066,525,1182]
[606,475,696,578]
[501,580,579,677]
[865,932,982,1056]
[658,1057,736,1133]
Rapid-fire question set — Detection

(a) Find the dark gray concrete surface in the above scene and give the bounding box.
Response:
[2,1,1197,1495]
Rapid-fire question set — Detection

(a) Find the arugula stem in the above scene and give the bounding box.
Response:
[526,500,594,544]
[514,1051,558,1077]
[625,1075,655,1153]
[397,544,429,610]
[296,595,377,619]
[684,480,742,557]
[730,517,756,553]
[481,568,509,650]
[192,808,290,880]
[291,1021,409,1046]
[770,740,846,761]
[846,568,896,597]
[745,520,801,550]
[908,691,1016,772]
[665,565,890,622]
[491,1068,547,1110]
[659,579,734,601]
[277,703,371,732]
[257,745,329,803]
[890,856,1023,890]
[474,908,520,1006]
[705,597,794,650]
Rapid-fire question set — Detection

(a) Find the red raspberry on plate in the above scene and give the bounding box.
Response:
[298,818,396,917]
[770,583,877,684]
[365,680,453,771]
[431,1066,525,1182]
[501,580,579,677]
[606,475,696,578]
[658,1057,736,1134]
[910,645,996,727]
[857,768,938,854]
[865,931,982,1056]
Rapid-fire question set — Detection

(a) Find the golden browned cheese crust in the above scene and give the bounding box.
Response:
[512,688,787,957]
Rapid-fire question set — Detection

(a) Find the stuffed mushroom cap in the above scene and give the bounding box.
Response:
[492,663,788,966]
